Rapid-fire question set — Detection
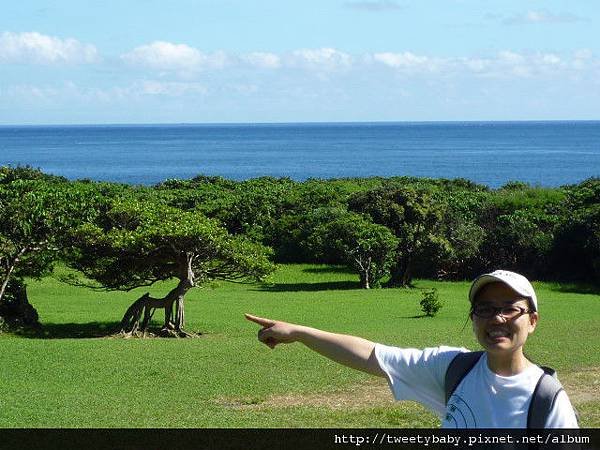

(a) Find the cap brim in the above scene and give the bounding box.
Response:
[469,274,533,304]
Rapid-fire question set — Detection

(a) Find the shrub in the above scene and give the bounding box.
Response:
[420,288,442,317]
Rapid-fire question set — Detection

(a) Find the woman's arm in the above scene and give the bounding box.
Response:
[245,313,385,377]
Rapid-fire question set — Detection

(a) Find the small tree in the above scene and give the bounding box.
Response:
[68,199,275,336]
[420,288,442,317]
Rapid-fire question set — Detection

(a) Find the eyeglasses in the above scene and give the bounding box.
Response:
[471,305,531,320]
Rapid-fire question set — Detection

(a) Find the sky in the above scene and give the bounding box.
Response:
[1,0,599,124]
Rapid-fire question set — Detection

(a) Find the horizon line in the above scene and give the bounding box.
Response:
[1,119,600,127]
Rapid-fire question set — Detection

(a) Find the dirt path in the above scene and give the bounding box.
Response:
[560,366,600,405]
[216,367,600,410]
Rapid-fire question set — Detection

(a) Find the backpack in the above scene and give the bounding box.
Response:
[444,351,575,428]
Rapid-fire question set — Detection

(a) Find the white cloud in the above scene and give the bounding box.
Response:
[371,52,449,75]
[498,51,525,65]
[0,31,98,64]
[503,10,584,25]
[241,52,281,69]
[121,41,227,71]
[457,51,583,78]
[2,81,117,105]
[2,80,210,105]
[368,50,595,79]
[373,52,430,68]
[288,48,352,70]
[539,53,561,65]
[456,52,530,77]
[572,49,594,71]
[461,58,491,73]
[574,49,593,60]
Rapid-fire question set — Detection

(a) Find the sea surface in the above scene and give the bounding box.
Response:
[1,121,599,188]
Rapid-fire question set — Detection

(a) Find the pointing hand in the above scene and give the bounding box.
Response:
[245,313,298,349]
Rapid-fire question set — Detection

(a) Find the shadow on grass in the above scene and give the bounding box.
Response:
[301,266,356,275]
[547,282,600,295]
[255,281,361,292]
[400,314,430,319]
[19,321,121,339]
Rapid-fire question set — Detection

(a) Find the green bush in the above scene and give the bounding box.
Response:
[420,288,442,317]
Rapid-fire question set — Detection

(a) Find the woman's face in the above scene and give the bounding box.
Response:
[471,282,538,356]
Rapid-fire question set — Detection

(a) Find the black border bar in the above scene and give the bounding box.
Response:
[0,428,597,450]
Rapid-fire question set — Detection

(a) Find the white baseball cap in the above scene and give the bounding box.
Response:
[469,270,538,312]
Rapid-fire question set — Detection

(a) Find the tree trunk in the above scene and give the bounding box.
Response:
[117,277,194,338]
[388,258,414,287]
[387,263,403,286]
[0,247,28,304]
[354,255,372,289]
[401,259,414,286]
[0,280,41,333]
[174,295,185,331]
[359,271,370,289]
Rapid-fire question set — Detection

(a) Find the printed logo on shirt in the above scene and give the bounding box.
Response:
[444,394,477,428]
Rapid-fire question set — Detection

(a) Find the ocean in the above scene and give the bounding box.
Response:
[1,121,599,188]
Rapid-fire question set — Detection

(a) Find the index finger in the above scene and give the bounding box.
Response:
[244,313,276,328]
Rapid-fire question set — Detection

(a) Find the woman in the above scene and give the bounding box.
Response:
[246,270,578,428]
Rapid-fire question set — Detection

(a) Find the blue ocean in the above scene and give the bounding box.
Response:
[1,121,599,188]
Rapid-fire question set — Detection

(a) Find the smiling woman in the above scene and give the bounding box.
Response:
[246,269,579,428]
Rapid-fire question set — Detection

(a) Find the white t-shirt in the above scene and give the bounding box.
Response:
[375,344,579,428]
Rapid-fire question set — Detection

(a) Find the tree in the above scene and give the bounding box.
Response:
[477,186,565,278]
[68,199,275,336]
[307,209,398,289]
[433,188,487,280]
[0,169,100,331]
[154,176,299,245]
[264,180,349,262]
[349,185,448,287]
[551,179,600,282]
[420,288,442,317]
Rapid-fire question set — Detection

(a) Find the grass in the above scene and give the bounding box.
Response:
[0,264,598,427]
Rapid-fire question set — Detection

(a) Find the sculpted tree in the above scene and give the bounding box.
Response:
[68,199,275,337]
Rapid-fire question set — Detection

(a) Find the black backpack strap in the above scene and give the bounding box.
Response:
[527,366,564,429]
[444,351,484,404]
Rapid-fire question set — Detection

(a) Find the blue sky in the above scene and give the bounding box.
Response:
[1,0,599,124]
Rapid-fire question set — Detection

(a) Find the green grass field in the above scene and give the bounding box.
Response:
[1,264,598,427]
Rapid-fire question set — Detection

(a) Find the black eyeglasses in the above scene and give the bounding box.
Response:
[471,305,532,320]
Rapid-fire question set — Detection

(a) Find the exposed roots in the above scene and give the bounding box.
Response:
[114,328,201,339]
[116,285,196,338]
[157,327,200,338]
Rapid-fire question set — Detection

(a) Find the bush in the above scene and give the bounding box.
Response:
[420,288,442,317]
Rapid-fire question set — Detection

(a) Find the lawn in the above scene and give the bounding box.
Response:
[0,264,598,427]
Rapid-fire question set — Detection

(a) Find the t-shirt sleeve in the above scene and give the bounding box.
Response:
[374,343,468,416]
[544,390,579,428]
